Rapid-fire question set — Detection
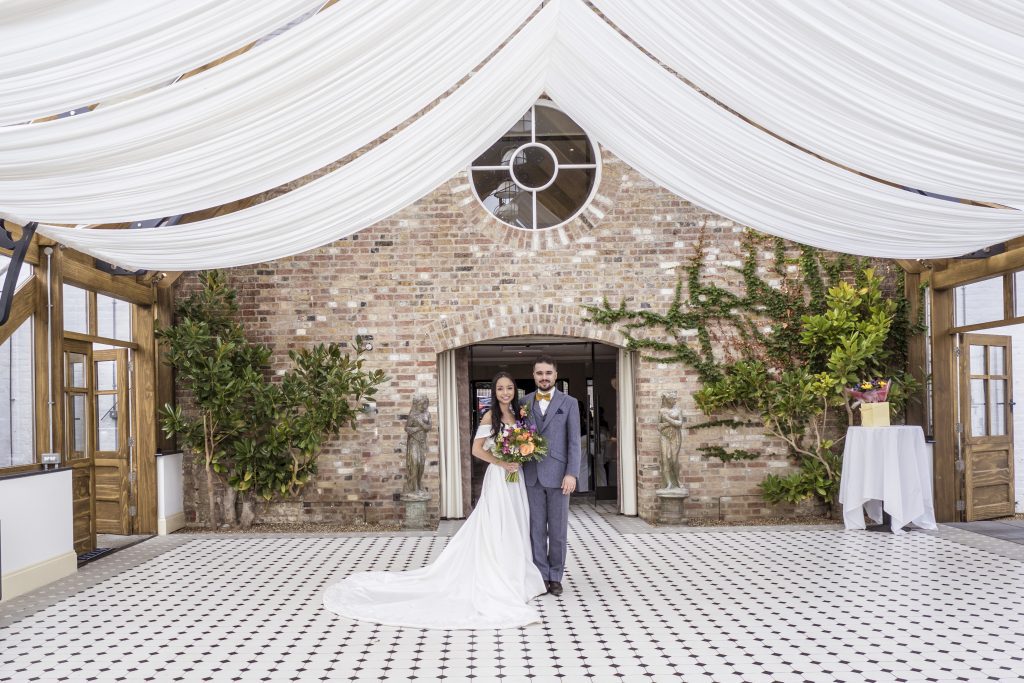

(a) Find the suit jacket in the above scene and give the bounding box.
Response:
[522,389,582,488]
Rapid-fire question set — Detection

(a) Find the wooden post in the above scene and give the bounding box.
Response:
[903,270,927,430]
[133,300,158,534]
[930,285,958,522]
[154,286,176,454]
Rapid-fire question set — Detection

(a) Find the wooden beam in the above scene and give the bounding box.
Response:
[896,259,927,274]
[157,272,184,289]
[930,285,958,522]
[932,245,1024,289]
[0,283,36,345]
[61,256,154,305]
[133,302,158,534]
[63,330,139,350]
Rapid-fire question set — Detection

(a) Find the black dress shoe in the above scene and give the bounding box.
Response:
[548,581,563,596]
[544,581,553,594]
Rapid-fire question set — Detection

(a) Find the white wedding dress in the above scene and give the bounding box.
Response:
[322,422,547,629]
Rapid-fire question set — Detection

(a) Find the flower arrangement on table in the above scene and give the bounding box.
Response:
[847,378,888,405]
[846,379,891,427]
[492,405,548,482]
[846,378,891,406]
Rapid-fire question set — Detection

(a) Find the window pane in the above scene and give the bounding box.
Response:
[970,379,987,436]
[535,106,595,164]
[67,352,87,388]
[0,317,35,468]
[954,277,1004,327]
[96,360,117,391]
[0,255,33,291]
[969,344,986,376]
[96,293,132,341]
[536,168,598,229]
[1015,271,1024,317]
[990,379,1007,436]
[989,346,1006,376]
[471,110,531,166]
[63,284,89,334]
[96,394,118,451]
[68,394,87,455]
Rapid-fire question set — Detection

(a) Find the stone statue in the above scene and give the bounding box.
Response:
[657,391,683,491]
[403,393,431,496]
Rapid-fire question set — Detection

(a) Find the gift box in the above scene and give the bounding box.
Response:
[860,401,890,427]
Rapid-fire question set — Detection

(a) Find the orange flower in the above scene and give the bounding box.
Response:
[519,442,535,456]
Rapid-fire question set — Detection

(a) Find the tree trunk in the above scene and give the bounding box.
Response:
[222,485,239,527]
[205,464,219,529]
[239,496,257,530]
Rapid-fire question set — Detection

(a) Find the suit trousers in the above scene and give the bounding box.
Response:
[525,483,570,582]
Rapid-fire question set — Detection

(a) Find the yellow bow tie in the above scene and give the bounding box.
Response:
[537,392,552,402]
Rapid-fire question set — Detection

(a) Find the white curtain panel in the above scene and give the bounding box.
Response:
[36,2,558,270]
[546,0,1023,259]
[0,0,544,225]
[437,350,464,519]
[0,0,325,126]
[593,0,1024,209]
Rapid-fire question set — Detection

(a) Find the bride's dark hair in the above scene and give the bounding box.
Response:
[490,371,522,440]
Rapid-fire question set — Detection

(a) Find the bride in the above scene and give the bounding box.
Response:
[322,371,547,629]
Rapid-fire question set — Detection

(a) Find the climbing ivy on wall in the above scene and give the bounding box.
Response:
[585,227,921,510]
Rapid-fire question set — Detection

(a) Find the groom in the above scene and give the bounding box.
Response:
[522,355,581,597]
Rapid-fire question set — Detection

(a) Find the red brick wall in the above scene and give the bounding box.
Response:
[176,150,893,525]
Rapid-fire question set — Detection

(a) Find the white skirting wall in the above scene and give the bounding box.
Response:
[1,469,76,602]
[157,452,185,535]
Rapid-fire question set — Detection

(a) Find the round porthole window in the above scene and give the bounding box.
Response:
[470,101,600,231]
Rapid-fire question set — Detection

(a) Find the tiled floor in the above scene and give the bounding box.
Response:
[3,507,1024,682]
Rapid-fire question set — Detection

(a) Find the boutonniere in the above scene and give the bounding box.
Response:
[519,404,530,420]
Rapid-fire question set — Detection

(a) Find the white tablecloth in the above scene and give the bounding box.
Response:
[839,425,937,535]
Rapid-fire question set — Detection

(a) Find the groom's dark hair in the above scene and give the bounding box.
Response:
[534,354,558,371]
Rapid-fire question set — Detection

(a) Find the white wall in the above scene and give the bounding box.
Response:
[970,323,1024,513]
[156,452,185,535]
[1,469,75,600]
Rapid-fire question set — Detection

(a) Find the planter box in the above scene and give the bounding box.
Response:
[860,401,891,427]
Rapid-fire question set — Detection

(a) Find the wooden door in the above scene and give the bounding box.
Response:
[959,334,1016,521]
[93,349,131,534]
[64,341,95,553]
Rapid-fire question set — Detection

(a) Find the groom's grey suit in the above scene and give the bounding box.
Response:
[522,388,581,583]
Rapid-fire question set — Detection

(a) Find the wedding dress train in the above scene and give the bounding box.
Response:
[322,461,547,629]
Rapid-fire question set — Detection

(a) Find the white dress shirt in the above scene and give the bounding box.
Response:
[537,387,556,416]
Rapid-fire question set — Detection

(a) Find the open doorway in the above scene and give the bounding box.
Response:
[467,339,620,508]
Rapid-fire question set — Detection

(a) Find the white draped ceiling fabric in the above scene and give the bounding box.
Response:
[0,0,326,126]
[0,0,1016,268]
[0,0,544,223]
[593,0,1024,210]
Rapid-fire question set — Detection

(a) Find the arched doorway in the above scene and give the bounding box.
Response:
[435,334,638,519]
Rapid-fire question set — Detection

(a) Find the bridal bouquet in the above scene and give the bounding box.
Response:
[846,378,891,405]
[492,405,547,483]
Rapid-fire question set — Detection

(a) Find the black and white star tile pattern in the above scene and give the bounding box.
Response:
[2,507,1024,682]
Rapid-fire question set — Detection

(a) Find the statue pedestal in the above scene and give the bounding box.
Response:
[656,487,689,525]
[401,491,431,530]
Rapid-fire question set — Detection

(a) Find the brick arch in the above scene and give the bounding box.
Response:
[427,303,627,353]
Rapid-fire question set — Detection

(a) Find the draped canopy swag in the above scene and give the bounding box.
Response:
[0,0,1020,269]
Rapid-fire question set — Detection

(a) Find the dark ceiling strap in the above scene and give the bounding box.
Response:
[0,219,38,326]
